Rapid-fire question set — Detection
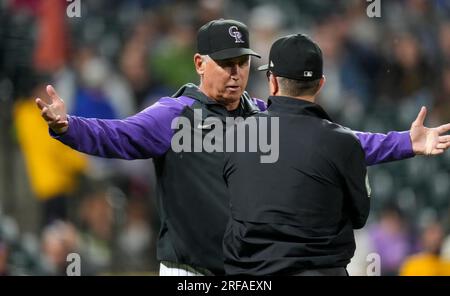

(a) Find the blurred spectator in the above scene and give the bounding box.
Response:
[380,33,433,102]
[0,241,9,276]
[120,16,172,108]
[437,22,450,66]
[247,4,285,100]
[117,196,155,272]
[73,46,135,119]
[150,8,197,92]
[13,76,88,227]
[431,65,450,124]
[196,0,225,27]
[33,0,70,73]
[368,203,416,275]
[77,186,113,274]
[312,15,376,120]
[40,220,80,276]
[400,222,450,275]
[120,17,155,106]
[312,17,346,116]
[441,235,450,262]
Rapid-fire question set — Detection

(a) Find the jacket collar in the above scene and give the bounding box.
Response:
[172,83,259,116]
[267,95,333,121]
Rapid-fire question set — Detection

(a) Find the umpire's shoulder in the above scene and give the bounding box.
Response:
[322,120,362,152]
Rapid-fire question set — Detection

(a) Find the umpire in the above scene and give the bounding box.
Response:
[223,34,370,276]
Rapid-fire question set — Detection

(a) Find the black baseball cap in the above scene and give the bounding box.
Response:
[258,34,323,81]
[197,19,261,60]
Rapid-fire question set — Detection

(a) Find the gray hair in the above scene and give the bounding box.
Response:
[201,55,211,63]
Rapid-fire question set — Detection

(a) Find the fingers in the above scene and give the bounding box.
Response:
[46,84,56,98]
[431,148,444,155]
[439,135,450,143]
[37,95,68,132]
[43,110,68,127]
[39,101,60,123]
[437,123,450,134]
[412,106,427,127]
[37,97,56,123]
[436,143,448,150]
[429,138,450,155]
[46,85,62,103]
[41,106,57,122]
[35,98,49,110]
[54,115,69,125]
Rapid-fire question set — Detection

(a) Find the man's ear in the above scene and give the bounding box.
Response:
[315,76,326,96]
[194,54,205,75]
[269,74,278,96]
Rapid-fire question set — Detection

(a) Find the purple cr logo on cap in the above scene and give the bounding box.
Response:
[228,26,245,44]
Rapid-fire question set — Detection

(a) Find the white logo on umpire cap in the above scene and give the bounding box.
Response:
[304,71,313,77]
[228,26,245,43]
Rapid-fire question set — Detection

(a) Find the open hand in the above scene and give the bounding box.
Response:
[35,85,68,134]
[410,106,450,155]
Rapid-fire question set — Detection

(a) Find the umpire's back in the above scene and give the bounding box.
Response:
[222,34,370,275]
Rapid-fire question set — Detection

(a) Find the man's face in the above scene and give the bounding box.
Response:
[197,55,250,108]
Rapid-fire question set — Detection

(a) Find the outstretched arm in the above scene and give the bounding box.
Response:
[36,85,195,159]
[355,107,450,166]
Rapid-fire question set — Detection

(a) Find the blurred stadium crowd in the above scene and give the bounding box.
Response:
[1,0,450,275]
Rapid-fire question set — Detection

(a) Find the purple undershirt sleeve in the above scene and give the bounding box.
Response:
[50,96,195,159]
[355,131,415,166]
